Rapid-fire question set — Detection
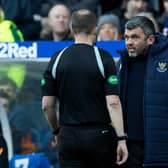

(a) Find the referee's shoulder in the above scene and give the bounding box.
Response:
[51,46,70,59]
[97,47,114,59]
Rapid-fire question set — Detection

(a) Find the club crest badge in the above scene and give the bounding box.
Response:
[156,62,167,72]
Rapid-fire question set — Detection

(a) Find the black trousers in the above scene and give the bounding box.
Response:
[58,125,118,168]
[0,135,8,168]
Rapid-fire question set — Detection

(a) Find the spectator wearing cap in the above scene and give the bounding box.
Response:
[97,14,121,41]
[119,0,156,35]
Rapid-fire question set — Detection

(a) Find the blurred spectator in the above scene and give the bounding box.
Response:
[0,0,43,40]
[0,77,44,156]
[20,129,36,154]
[34,127,59,168]
[41,3,72,41]
[42,0,99,14]
[97,14,121,41]
[158,0,168,35]
[136,12,160,32]
[0,77,25,154]
[0,6,23,42]
[119,0,156,35]
[0,76,58,165]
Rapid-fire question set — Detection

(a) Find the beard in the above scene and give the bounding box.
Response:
[128,51,138,57]
[128,46,148,58]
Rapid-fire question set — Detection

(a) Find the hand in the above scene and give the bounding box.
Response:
[116,140,128,165]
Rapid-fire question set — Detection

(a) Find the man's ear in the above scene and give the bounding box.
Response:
[147,35,155,45]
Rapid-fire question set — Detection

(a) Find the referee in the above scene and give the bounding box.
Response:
[41,9,128,168]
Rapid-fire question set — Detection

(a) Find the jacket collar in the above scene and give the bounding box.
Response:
[149,33,168,55]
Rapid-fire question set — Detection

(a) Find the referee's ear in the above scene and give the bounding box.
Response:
[147,34,155,45]
[92,27,97,35]
[69,21,74,36]
[90,27,97,42]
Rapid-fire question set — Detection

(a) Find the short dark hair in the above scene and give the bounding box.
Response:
[125,16,155,36]
[70,9,97,34]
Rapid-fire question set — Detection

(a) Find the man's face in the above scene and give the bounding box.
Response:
[163,0,168,12]
[127,0,148,15]
[48,5,70,34]
[124,27,149,57]
[98,23,118,40]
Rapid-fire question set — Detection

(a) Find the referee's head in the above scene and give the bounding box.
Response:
[70,9,97,36]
